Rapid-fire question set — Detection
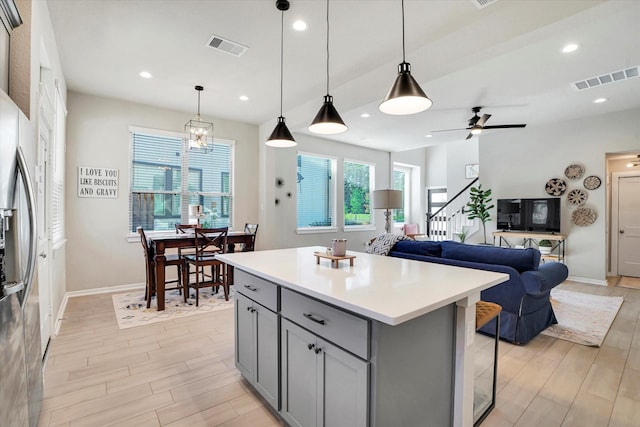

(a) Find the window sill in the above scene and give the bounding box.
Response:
[296,227,338,235]
[344,225,376,232]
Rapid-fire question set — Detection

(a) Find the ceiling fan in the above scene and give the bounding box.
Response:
[432,106,527,140]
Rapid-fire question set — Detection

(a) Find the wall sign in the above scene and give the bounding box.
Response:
[77,166,119,198]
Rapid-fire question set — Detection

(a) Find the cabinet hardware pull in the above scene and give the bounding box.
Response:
[243,285,258,292]
[314,347,322,354]
[308,343,315,350]
[303,313,326,325]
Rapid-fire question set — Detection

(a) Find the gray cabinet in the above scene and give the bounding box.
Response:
[235,291,279,409]
[281,318,369,427]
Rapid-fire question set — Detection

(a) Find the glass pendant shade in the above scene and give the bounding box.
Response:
[308,95,348,134]
[266,116,296,148]
[379,62,432,115]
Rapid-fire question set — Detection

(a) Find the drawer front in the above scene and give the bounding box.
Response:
[281,288,369,359]
[235,269,278,311]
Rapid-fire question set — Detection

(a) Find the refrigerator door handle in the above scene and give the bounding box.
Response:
[16,146,37,305]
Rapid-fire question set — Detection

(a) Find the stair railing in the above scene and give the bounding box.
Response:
[426,177,479,241]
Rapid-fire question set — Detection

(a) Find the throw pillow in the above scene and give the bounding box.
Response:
[366,234,411,256]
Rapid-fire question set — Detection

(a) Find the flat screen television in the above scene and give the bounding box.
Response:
[497,198,561,233]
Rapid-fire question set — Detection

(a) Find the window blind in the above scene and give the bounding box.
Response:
[51,83,66,244]
[297,153,335,228]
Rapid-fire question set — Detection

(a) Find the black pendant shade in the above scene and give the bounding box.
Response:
[308,95,347,134]
[267,116,296,148]
[266,0,296,148]
[379,62,432,115]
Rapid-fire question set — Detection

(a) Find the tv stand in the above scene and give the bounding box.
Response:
[493,231,567,264]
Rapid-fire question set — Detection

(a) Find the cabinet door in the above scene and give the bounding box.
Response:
[318,338,369,427]
[254,303,279,409]
[281,319,318,427]
[234,293,255,380]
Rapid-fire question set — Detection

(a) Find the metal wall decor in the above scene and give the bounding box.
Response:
[571,207,596,226]
[564,164,585,180]
[567,188,587,205]
[545,178,567,196]
[583,175,601,190]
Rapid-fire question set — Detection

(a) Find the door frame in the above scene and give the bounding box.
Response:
[610,171,640,276]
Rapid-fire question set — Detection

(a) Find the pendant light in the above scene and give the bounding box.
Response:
[379,0,432,115]
[266,0,297,148]
[308,0,347,135]
[185,85,213,153]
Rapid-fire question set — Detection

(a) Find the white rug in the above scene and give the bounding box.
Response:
[541,289,623,347]
[111,288,235,329]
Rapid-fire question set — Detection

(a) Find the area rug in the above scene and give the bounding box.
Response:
[617,276,640,290]
[541,289,623,347]
[111,288,234,329]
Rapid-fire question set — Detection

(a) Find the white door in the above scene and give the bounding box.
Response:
[37,82,54,356]
[618,176,640,277]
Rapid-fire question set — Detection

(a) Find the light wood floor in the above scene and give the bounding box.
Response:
[39,280,640,427]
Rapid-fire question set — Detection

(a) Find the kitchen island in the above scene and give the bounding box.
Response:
[218,246,508,427]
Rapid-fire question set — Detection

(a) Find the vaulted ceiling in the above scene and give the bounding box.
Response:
[47,0,640,151]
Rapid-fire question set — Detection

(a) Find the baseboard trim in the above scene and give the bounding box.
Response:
[54,282,146,335]
[567,275,608,286]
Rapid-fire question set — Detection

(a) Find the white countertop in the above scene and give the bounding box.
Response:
[218,246,508,326]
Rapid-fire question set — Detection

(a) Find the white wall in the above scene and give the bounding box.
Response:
[257,128,427,252]
[64,92,259,291]
[480,107,640,283]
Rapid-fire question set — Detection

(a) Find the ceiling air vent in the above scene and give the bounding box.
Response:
[572,66,639,91]
[471,0,499,9]
[206,34,248,57]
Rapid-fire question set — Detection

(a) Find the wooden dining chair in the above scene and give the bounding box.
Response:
[183,227,229,306]
[174,223,198,256]
[242,223,259,252]
[137,227,186,309]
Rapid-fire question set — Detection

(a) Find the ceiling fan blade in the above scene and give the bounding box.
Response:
[430,128,467,133]
[465,132,473,140]
[482,124,527,129]
[476,114,491,127]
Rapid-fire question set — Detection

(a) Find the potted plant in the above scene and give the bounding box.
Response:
[538,239,553,255]
[464,184,494,245]
[454,227,468,243]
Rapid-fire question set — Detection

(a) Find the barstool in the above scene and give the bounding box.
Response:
[474,301,502,426]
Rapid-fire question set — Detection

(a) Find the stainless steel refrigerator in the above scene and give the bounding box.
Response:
[1,89,42,426]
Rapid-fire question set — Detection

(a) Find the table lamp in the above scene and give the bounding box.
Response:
[372,189,403,233]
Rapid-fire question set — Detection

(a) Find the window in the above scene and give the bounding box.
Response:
[343,160,373,227]
[393,166,411,223]
[129,127,234,232]
[51,83,66,245]
[297,153,336,230]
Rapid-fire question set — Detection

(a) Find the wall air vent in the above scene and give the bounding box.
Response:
[572,66,639,91]
[206,34,248,57]
[471,0,499,9]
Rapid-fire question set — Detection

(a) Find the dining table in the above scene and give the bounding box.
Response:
[148,230,255,311]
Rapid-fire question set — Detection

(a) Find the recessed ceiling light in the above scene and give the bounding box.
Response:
[293,20,307,31]
[239,95,249,101]
[593,97,607,103]
[139,71,153,79]
[425,134,433,138]
[360,113,370,118]
[562,43,579,53]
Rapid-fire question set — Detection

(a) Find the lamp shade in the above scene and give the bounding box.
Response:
[308,95,348,134]
[372,189,403,209]
[379,62,432,115]
[266,116,297,148]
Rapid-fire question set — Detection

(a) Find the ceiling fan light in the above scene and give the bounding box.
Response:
[309,95,348,134]
[266,116,297,147]
[470,125,483,135]
[379,62,432,115]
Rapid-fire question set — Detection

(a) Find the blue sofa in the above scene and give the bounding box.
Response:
[389,240,569,345]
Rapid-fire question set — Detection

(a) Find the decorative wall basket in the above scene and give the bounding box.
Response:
[572,207,597,226]
[564,164,585,180]
[583,175,601,190]
[567,188,588,206]
[545,178,567,196]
